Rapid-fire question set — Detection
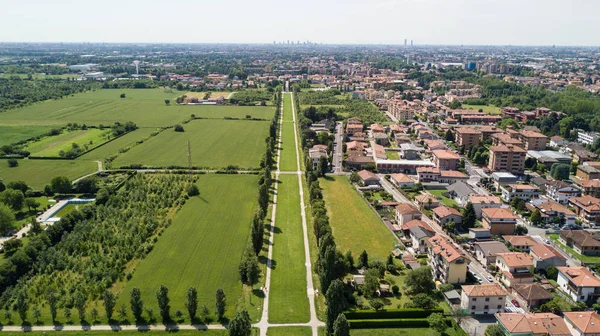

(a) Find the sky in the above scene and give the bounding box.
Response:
[1,0,599,46]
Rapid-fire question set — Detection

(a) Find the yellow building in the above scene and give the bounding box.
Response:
[428,234,470,284]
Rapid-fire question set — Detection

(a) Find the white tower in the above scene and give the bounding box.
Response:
[133,60,140,75]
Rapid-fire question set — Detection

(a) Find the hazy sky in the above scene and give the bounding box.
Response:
[2,0,598,46]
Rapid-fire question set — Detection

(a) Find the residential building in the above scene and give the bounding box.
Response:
[357,170,380,186]
[528,150,573,170]
[415,194,440,210]
[495,252,534,287]
[439,170,469,184]
[395,204,422,225]
[500,184,540,202]
[492,133,523,148]
[432,150,460,171]
[408,224,435,254]
[528,199,577,226]
[511,283,554,309]
[519,130,547,151]
[559,230,600,256]
[563,311,600,336]
[375,159,435,174]
[491,172,519,187]
[473,241,510,266]
[346,118,363,136]
[482,208,519,236]
[578,129,600,145]
[529,244,566,270]
[469,228,491,240]
[389,173,415,188]
[468,195,503,218]
[569,195,600,226]
[428,234,470,284]
[455,127,481,150]
[495,313,570,336]
[460,284,507,315]
[577,165,600,180]
[574,179,600,198]
[399,143,422,160]
[308,145,328,170]
[550,136,568,148]
[432,206,463,228]
[503,235,538,252]
[447,181,477,206]
[556,266,600,303]
[372,132,389,146]
[416,167,440,182]
[546,180,581,204]
[488,145,526,175]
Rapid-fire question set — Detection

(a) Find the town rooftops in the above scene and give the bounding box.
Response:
[504,235,538,248]
[390,173,414,184]
[432,149,461,160]
[473,241,510,256]
[468,195,502,204]
[570,195,600,212]
[505,183,538,191]
[489,144,527,153]
[495,313,570,335]
[574,179,600,188]
[428,234,468,263]
[482,208,519,220]
[512,283,553,302]
[401,219,433,232]
[557,266,600,287]
[559,230,600,248]
[563,311,600,334]
[461,283,507,297]
[357,170,378,181]
[432,205,462,219]
[455,127,481,134]
[530,244,566,261]
[496,252,534,267]
[395,203,421,215]
[520,130,547,138]
[440,170,468,178]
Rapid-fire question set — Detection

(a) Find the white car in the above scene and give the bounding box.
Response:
[487,275,494,281]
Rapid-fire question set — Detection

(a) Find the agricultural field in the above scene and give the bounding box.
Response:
[0,159,97,190]
[0,125,54,147]
[111,119,269,169]
[116,174,261,321]
[24,128,111,157]
[268,174,310,323]
[320,176,397,260]
[184,105,275,120]
[183,91,232,99]
[77,127,159,161]
[462,104,502,115]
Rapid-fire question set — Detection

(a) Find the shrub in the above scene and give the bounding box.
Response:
[7,159,18,168]
[344,308,443,320]
[174,124,185,132]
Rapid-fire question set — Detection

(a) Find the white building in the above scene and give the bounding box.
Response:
[460,284,507,315]
[578,129,600,145]
[557,266,600,303]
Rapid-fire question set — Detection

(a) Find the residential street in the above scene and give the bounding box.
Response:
[332,121,344,174]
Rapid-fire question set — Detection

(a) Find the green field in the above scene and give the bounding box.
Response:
[0,159,97,190]
[462,104,502,115]
[279,94,298,172]
[78,128,159,161]
[112,119,268,169]
[0,125,54,146]
[116,174,261,321]
[321,176,397,260]
[25,128,110,157]
[0,89,274,127]
[267,326,311,336]
[268,174,310,323]
[428,189,458,207]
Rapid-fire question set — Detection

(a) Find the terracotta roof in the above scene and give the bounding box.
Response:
[390,173,414,183]
[468,195,502,205]
[461,283,507,297]
[357,170,378,181]
[496,252,534,267]
[416,167,440,174]
[432,206,462,219]
[512,283,553,301]
[455,127,481,135]
[560,230,600,248]
[440,170,468,178]
[557,266,600,287]
[432,149,460,160]
[520,130,547,139]
[570,195,600,212]
[496,313,570,335]
[395,203,421,215]
[574,179,600,188]
[489,144,527,153]
[530,244,566,261]
[563,311,600,334]
[504,235,538,248]
[428,234,468,263]
[401,219,433,232]
[506,183,538,191]
[482,208,519,220]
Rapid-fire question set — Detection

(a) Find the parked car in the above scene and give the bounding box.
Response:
[487,275,494,282]
[511,299,520,307]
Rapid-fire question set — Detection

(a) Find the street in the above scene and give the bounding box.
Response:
[332,121,344,174]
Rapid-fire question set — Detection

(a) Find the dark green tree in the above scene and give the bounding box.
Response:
[50,176,71,194]
[215,289,226,321]
[530,209,542,225]
[0,204,15,234]
[73,291,86,321]
[156,285,171,322]
[405,266,435,294]
[228,310,252,336]
[186,287,198,322]
[318,156,329,177]
[102,290,116,321]
[130,287,144,321]
[46,288,59,322]
[462,202,476,229]
[358,250,369,269]
[333,313,350,336]
[251,212,264,255]
[325,279,346,336]
[16,290,28,322]
[427,312,448,335]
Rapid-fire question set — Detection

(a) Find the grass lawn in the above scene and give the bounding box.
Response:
[52,203,83,218]
[462,104,502,115]
[267,326,312,336]
[279,93,298,172]
[548,234,600,264]
[115,174,261,322]
[427,189,458,207]
[78,128,159,161]
[268,174,310,323]
[25,128,111,157]
[0,159,97,190]
[112,119,269,169]
[320,176,397,260]
[0,125,54,147]
[385,150,399,160]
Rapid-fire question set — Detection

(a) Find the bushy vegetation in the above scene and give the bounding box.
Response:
[231,90,273,106]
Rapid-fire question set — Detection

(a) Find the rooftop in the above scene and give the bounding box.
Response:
[461,283,507,297]
[557,266,600,287]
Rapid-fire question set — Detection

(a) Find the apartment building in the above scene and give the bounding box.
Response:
[569,195,600,226]
[460,284,507,315]
[482,208,519,236]
[428,234,470,284]
[578,129,600,145]
[495,313,570,336]
[563,311,600,336]
[432,149,461,171]
[557,266,600,303]
[488,145,526,175]
[496,252,534,287]
[519,130,547,151]
[455,127,481,150]
[546,180,581,204]
[468,195,503,218]
[500,184,540,202]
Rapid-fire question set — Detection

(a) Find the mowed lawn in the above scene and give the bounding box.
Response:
[269,174,310,323]
[78,127,158,161]
[0,159,97,190]
[279,93,298,172]
[117,174,259,321]
[267,327,311,336]
[112,119,269,169]
[0,125,54,146]
[25,128,110,157]
[321,176,397,260]
[462,104,502,115]
[0,89,275,127]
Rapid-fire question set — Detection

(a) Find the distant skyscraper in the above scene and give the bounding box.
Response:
[404,39,407,46]
[411,40,413,46]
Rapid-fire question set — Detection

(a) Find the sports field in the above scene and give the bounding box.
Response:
[0,125,54,147]
[77,127,159,161]
[268,174,310,323]
[0,159,97,190]
[320,176,397,260]
[0,89,274,127]
[112,119,269,169]
[279,94,298,171]
[25,128,110,157]
[116,174,260,321]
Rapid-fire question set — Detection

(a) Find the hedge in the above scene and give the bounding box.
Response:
[348,318,453,329]
[344,308,444,320]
